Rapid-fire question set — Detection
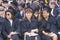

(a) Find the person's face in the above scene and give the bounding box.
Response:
[6,12,12,19]
[0,11,5,18]
[0,6,4,10]
[49,2,55,9]
[0,6,5,18]
[42,10,49,18]
[25,12,32,19]
[0,0,2,4]
[58,2,60,6]
[18,6,23,10]
[3,3,10,8]
[34,11,38,17]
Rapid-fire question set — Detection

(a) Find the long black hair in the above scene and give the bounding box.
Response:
[5,9,15,20]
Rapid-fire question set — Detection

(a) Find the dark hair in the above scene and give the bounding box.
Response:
[41,6,51,19]
[43,6,51,13]
[5,9,15,19]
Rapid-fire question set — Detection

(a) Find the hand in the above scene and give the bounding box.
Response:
[42,31,48,35]
[12,32,18,34]
[24,32,32,37]
[31,29,38,33]
[48,32,56,37]
[7,35,11,39]
[10,38,13,40]
[24,32,31,35]
[10,32,18,36]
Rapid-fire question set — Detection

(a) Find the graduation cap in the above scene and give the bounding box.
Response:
[30,4,39,11]
[43,6,51,13]
[8,6,17,16]
[18,2,25,8]
[5,9,15,16]
[11,1,18,7]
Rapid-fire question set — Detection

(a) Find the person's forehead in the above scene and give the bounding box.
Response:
[18,5,22,7]
[43,10,47,13]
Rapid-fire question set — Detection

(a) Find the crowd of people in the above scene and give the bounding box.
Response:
[0,0,60,40]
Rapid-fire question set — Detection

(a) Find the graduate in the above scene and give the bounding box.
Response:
[3,9,21,40]
[56,7,60,40]
[0,5,6,40]
[0,14,5,40]
[38,6,58,40]
[21,8,41,40]
[15,3,25,19]
[34,9,41,22]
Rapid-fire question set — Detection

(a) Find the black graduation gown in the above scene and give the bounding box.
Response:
[38,16,57,40]
[3,18,21,40]
[21,19,41,40]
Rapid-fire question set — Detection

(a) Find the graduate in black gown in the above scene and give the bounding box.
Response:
[21,8,41,40]
[3,9,21,40]
[38,6,58,40]
[0,17,5,40]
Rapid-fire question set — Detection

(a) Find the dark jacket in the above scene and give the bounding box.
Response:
[51,6,58,17]
[0,17,5,38]
[21,19,38,33]
[15,10,24,19]
[56,16,60,32]
[3,18,21,37]
[38,16,57,34]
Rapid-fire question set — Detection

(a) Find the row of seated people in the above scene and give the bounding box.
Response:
[0,6,60,40]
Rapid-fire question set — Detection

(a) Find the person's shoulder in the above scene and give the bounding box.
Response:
[49,15,55,20]
[0,17,6,22]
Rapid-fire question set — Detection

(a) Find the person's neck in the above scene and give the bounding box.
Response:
[27,18,31,22]
[45,17,49,21]
[8,18,12,20]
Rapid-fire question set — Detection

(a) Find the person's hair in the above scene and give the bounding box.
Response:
[5,9,15,19]
[25,8,33,13]
[24,8,35,21]
[41,8,51,19]
[42,8,51,13]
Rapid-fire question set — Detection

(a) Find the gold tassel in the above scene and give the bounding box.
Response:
[45,0,48,5]
[38,13,41,21]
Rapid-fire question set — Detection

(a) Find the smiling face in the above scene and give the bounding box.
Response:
[42,10,49,19]
[25,8,33,20]
[25,11,32,20]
